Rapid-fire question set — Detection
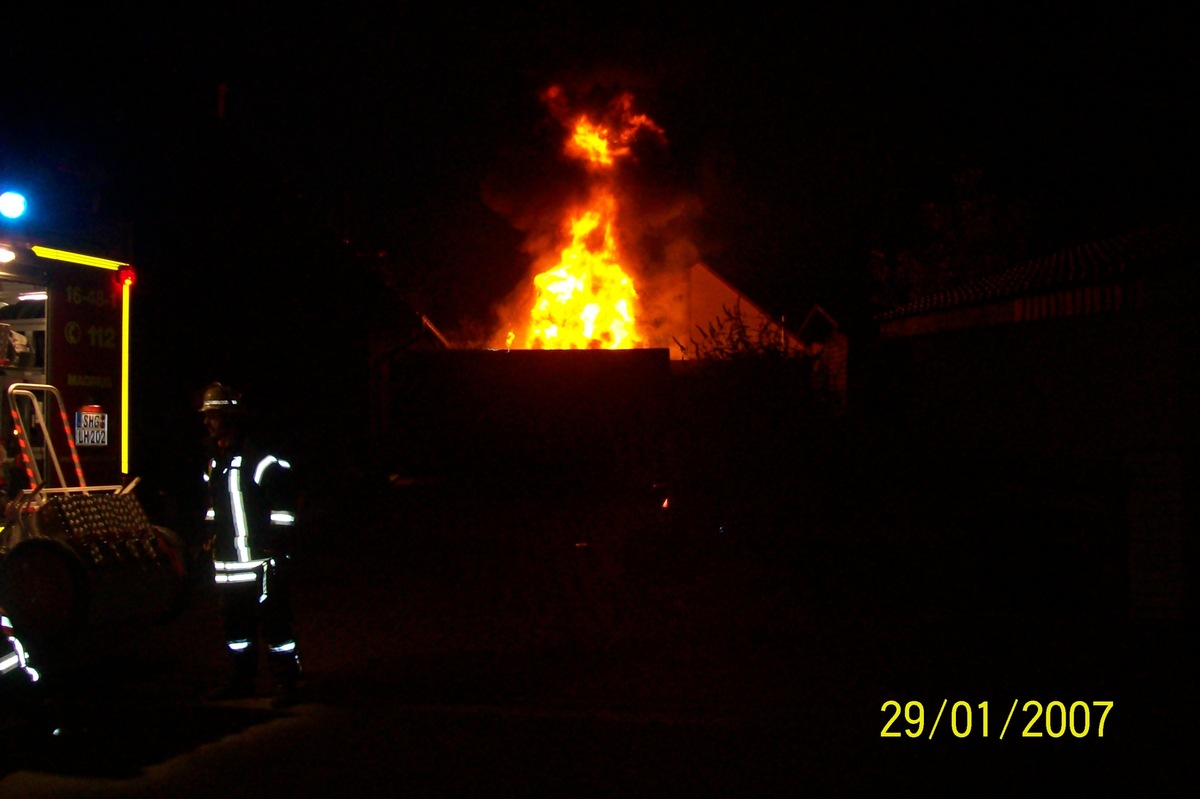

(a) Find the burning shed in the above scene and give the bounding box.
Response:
[368,83,833,490]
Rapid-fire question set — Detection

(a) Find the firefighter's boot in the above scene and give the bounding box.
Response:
[207,645,258,700]
[267,640,302,708]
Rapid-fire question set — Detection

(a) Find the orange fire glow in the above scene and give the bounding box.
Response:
[505,89,665,350]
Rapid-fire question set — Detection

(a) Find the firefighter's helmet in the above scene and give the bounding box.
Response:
[199,382,245,414]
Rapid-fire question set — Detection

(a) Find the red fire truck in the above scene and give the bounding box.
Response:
[0,242,135,485]
[0,240,187,684]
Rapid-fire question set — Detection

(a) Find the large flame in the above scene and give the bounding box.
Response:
[505,89,664,350]
[519,191,640,349]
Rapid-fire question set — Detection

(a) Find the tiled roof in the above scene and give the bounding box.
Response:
[876,215,1200,323]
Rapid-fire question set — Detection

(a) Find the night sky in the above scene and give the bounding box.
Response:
[1,7,1194,478]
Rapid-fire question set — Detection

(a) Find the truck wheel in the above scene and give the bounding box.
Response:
[0,540,85,650]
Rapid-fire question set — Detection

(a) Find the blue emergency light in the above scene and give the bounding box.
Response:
[0,191,28,219]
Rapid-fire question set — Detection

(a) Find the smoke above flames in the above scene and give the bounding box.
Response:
[480,82,703,351]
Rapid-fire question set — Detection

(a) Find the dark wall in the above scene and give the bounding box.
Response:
[854,269,1198,619]
[880,312,1193,459]
[377,348,673,489]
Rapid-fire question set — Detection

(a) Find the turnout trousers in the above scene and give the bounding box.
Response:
[216,557,301,689]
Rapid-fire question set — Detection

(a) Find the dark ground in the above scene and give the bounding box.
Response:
[0,474,1193,796]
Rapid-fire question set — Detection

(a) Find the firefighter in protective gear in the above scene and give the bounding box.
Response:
[0,610,39,684]
[0,610,41,721]
[200,383,302,708]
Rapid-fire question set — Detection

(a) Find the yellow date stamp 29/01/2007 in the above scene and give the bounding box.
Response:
[881,700,1113,740]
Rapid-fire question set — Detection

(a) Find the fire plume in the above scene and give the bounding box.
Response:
[505,88,665,351]
[524,192,638,349]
